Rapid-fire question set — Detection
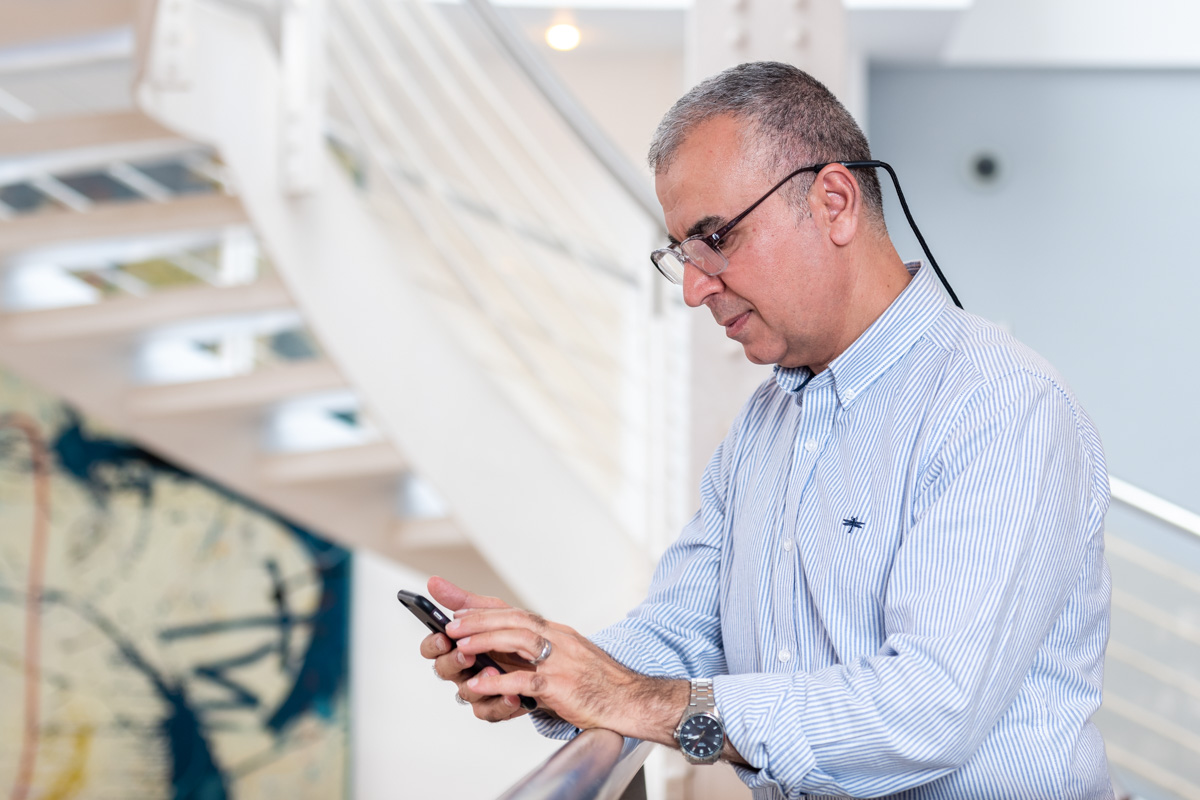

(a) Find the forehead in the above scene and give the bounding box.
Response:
[654,116,764,237]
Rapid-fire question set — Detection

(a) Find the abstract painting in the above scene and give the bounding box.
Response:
[0,367,350,799]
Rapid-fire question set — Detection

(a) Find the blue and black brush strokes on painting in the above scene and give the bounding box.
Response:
[50,410,351,800]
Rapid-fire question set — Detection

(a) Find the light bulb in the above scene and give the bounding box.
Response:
[545,23,581,51]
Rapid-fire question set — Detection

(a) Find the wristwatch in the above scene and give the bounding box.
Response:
[674,678,725,765]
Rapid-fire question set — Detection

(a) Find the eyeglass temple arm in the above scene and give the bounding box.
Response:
[706,165,819,244]
[839,160,964,310]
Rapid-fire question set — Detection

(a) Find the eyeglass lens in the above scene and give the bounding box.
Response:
[653,238,727,284]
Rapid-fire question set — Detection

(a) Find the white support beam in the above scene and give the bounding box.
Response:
[128,358,345,415]
[260,441,406,485]
[0,277,292,343]
[0,193,246,255]
[0,0,136,49]
[0,111,181,157]
[689,0,848,95]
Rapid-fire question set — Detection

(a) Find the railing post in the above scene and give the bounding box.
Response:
[280,0,327,195]
[144,0,195,92]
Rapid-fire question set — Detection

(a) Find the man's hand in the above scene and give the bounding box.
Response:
[419,576,532,722]
[419,576,687,745]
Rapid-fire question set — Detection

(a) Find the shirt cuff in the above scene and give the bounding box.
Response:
[713,673,817,798]
[529,709,580,741]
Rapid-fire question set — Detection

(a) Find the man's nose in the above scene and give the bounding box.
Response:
[681,263,724,308]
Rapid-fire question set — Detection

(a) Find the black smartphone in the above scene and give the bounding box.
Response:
[397,590,536,711]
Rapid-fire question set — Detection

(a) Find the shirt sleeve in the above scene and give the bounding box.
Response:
[529,386,757,740]
[714,371,1108,799]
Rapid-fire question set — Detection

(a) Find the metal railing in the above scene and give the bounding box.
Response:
[497,730,653,800]
[1110,476,1200,543]
[1102,475,1200,800]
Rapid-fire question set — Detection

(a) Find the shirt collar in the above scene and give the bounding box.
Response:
[773,262,947,404]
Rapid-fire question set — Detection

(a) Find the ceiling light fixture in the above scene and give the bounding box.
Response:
[545,23,581,51]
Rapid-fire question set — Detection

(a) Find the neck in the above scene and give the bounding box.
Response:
[808,241,912,374]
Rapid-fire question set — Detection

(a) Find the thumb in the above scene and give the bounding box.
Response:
[428,575,509,613]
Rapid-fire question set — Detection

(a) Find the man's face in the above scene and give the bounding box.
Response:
[654,115,855,371]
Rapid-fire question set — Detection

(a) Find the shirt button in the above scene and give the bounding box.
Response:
[845,389,857,401]
[778,649,791,662]
[782,538,794,552]
[805,439,818,452]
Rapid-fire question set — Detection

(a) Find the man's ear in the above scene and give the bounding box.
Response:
[812,165,860,247]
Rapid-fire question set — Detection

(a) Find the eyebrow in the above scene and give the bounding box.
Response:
[667,214,726,246]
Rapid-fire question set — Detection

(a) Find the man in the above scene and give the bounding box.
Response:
[421,62,1112,799]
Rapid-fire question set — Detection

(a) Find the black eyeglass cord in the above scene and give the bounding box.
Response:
[838,160,963,310]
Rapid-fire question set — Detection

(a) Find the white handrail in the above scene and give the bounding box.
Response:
[1110,476,1200,542]
[461,0,664,230]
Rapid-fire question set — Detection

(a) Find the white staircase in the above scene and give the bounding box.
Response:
[0,0,677,633]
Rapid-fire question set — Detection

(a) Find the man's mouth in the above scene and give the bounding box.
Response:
[721,311,751,336]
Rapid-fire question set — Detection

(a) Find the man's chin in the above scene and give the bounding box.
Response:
[740,346,778,366]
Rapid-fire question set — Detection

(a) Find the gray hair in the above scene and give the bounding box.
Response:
[648,62,884,226]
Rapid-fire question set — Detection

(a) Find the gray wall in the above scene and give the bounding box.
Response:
[869,66,1200,538]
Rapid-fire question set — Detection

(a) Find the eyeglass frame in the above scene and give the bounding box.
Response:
[650,160,879,285]
[647,158,963,309]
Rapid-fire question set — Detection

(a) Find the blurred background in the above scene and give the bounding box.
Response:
[0,0,1196,798]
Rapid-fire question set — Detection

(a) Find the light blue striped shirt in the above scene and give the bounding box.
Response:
[537,263,1113,799]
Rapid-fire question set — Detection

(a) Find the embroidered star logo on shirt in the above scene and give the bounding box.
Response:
[842,517,865,531]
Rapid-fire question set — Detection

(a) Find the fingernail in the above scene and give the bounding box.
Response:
[467,677,479,689]
[503,696,517,708]
[434,636,447,653]
[446,619,460,632]
[458,636,471,648]
[456,651,467,666]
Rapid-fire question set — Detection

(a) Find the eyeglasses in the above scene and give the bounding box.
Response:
[650,162,837,285]
[649,159,963,309]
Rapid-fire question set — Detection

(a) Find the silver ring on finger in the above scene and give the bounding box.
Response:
[529,638,553,666]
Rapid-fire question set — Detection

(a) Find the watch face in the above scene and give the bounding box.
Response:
[679,713,724,760]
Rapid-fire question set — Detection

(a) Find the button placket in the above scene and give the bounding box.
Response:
[777,380,836,673]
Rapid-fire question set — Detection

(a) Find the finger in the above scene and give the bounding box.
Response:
[446,608,546,638]
[419,632,453,660]
[470,693,528,723]
[457,630,548,664]
[428,576,509,613]
[456,668,525,718]
[467,668,545,700]
[433,648,476,680]
[455,666,499,703]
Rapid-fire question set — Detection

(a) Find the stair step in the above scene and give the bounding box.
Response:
[129,359,345,416]
[0,111,182,157]
[0,277,292,342]
[0,192,246,255]
[0,0,135,49]
[261,441,406,485]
